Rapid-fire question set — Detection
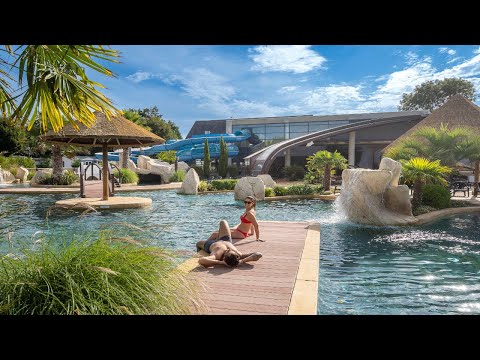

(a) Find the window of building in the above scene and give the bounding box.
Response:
[309,121,330,132]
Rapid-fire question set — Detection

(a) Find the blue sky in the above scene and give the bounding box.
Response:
[88,45,480,137]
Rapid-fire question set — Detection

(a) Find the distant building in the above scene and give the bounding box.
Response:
[187,111,429,173]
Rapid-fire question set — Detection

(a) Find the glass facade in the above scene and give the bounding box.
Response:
[232,120,356,141]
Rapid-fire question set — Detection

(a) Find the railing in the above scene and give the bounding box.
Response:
[79,161,118,198]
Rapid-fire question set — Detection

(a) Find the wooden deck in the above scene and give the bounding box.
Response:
[180,221,320,315]
[83,180,104,198]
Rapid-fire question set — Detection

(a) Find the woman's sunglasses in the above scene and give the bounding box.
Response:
[244,201,252,204]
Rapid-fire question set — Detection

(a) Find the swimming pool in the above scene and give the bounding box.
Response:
[1,190,479,314]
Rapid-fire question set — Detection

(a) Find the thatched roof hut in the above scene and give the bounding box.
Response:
[384,95,480,152]
[42,111,164,147]
[42,111,164,200]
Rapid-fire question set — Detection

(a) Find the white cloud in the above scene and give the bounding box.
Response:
[404,51,419,65]
[277,86,298,94]
[439,47,457,56]
[126,71,156,83]
[249,45,326,74]
[447,57,462,64]
[474,47,480,55]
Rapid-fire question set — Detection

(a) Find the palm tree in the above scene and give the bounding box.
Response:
[384,123,471,167]
[401,157,451,208]
[1,45,120,182]
[457,136,480,196]
[306,150,347,191]
[0,45,120,132]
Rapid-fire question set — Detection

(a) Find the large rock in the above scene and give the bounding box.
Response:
[16,167,29,182]
[0,169,16,183]
[176,161,190,173]
[337,157,416,226]
[149,163,174,183]
[127,159,137,172]
[30,169,52,184]
[379,157,402,187]
[234,177,265,201]
[257,174,276,188]
[137,155,152,170]
[178,168,200,195]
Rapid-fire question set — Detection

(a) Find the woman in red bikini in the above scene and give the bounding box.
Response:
[206,196,263,242]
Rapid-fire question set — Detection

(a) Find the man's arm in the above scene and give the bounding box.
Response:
[239,252,262,265]
[198,255,226,268]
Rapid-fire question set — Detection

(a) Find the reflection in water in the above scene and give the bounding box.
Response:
[1,191,480,314]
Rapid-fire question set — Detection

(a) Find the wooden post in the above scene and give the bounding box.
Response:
[102,143,109,201]
[474,160,479,197]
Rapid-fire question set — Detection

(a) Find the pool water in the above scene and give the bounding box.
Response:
[1,190,479,314]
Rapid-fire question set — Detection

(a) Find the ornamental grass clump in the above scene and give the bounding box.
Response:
[0,232,203,315]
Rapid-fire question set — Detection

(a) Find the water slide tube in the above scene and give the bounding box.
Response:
[96,130,251,163]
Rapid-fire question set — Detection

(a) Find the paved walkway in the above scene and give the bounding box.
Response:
[0,182,182,194]
[178,221,320,315]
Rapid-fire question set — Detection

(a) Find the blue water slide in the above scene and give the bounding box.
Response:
[97,129,251,163]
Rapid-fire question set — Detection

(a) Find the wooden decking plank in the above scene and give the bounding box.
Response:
[186,221,315,315]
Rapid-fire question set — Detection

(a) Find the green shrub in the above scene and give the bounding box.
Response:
[113,168,139,184]
[37,158,52,168]
[264,187,275,197]
[169,170,186,182]
[60,171,79,185]
[0,155,35,173]
[38,171,79,185]
[310,184,324,195]
[191,166,204,178]
[210,179,237,191]
[286,184,315,196]
[27,170,36,181]
[156,150,177,164]
[422,184,451,209]
[71,159,81,168]
[227,165,238,178]
[273,186,287,196]
[284,165,306,181]
[413,205,437,216]
[198,181,209,192]
[0,234,200,314]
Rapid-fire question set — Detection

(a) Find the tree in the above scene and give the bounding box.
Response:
[457,136,480,196]
[203,139,210,179]
[0,117,26,154]
[126,106,181,140]
[218,136,228,178]
[398,78,476,112]
[156,150,177,164]
[384,124,472,167]
[1,45,120,132]
[400,157,451,208]
[305,150,347,191]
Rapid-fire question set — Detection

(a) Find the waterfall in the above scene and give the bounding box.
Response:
[336,158,417,226]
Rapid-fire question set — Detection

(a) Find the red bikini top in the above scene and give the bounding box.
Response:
[240,213,252,224]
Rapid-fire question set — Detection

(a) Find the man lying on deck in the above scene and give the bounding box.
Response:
[196,220,262,268]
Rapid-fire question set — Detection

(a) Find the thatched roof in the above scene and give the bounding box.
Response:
[42,111,165,147]
[384,95,480,151]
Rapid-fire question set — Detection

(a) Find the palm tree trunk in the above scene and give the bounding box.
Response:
[52,144,63,185]
[474,160,479,197]
[412,179,423,209]
[323,164,331,191]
